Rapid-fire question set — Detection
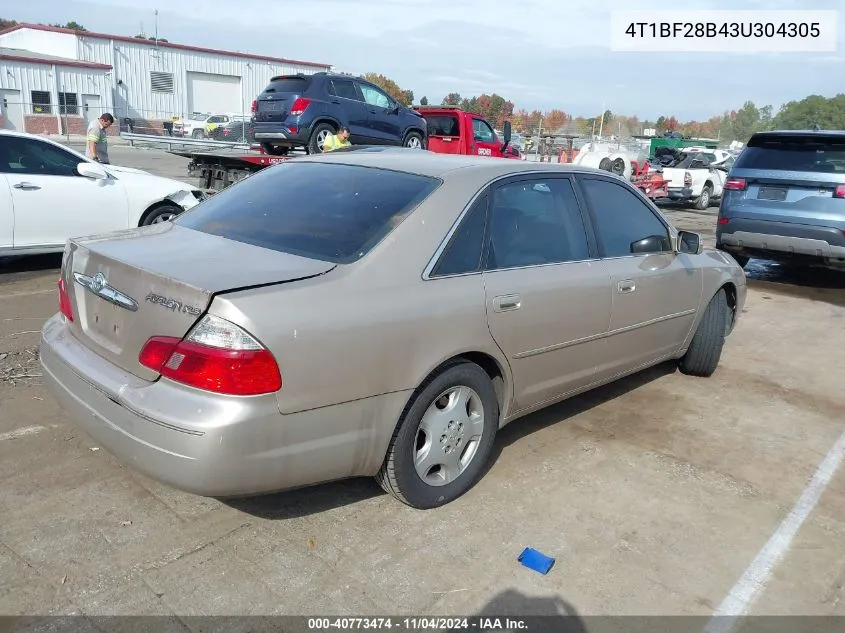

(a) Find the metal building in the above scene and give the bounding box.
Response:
[0,23,330,136]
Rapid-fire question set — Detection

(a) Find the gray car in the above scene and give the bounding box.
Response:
[717,129,845,269]
[40,150,747,509]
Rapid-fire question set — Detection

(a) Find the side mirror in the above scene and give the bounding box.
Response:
[677,230,703,255]
[501,120,512,152]
[77,162,108,180]
[630,234,670,254]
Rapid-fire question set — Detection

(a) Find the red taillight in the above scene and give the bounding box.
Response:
[223,128,230,135]
[683,171,692,186]
[718,217,730,225]
[139,315,281,396]
[251,99,257,113]
[288,126,298,134]
[290,98,311,116]
[834,184,845,198]
[724,177,747,191]
[58,278,73,321]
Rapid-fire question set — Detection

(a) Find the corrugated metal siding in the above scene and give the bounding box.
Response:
[76,35,326,120]
[0,29,77,58]
[0,60,111,114]
[3,30,329,122]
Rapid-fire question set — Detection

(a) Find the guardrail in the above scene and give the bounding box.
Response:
[120,132,253,151]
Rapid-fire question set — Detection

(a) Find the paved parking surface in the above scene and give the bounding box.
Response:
[2,145,845,621]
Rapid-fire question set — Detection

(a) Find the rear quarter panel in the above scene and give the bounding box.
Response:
[208,177,514,417]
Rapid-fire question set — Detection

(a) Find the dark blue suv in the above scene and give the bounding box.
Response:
[252,72,427,156]
[717,130,845,270]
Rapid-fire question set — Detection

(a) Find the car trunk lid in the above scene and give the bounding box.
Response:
[62,222,335,381]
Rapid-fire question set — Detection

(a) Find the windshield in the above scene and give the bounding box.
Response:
[189,114,207,121]
[175,162,441,264]
[735,135,845,172]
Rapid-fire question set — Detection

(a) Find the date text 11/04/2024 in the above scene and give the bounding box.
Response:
[624,22,821,38]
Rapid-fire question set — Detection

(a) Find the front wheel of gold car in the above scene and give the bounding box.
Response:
[679,288,729,377]
[376,361,499,509]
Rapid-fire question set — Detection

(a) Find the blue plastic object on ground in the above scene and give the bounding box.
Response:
[517,547,555,574]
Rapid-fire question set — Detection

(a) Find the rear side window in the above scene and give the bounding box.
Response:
[175,163,440,264]
[426,115,460,136]
[735,135,845,173]
[431,194,487,277]
[263,77,310,94]
[329,79,361,101]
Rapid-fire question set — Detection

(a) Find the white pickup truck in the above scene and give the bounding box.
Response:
[659,148,735,209]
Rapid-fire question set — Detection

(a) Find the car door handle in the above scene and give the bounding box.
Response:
[617,280,636,294]
[493,294,521,312]
[331,100,341,104]
[13,182,40,191]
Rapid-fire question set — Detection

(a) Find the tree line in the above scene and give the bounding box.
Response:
[363,72,845,143]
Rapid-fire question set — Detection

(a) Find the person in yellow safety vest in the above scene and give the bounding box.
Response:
[323,126,351,152]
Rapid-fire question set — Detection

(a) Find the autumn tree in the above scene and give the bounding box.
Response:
[362,72,414,105]
[542,109,568,132]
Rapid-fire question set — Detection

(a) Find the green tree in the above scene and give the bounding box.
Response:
[419,96,428,106]
[0,18,18,29]
[729,101,764,142]
[655,116,666,135]
[49,21,86,30]
[362,72,414,106]
[441,92,462,106]
[772,94,845,130]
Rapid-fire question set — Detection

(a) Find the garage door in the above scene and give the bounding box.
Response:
[186,72,242,114]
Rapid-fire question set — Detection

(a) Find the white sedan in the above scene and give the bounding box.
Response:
[0,130,204,257]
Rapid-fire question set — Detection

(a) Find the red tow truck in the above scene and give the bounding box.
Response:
[414,106,521,160]
[173,108,519,194]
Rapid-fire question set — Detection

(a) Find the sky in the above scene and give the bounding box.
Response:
[4,0,844,120]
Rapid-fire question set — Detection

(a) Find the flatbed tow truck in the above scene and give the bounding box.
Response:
[170,146,299,194]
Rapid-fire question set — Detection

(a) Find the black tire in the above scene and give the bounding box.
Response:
[140,203,183,226]
[403,130,425,150]
[695,184,713,210]
[307,122,336,155]
[679,288,730,377]
[376,361,499,509]
[261,143,289,156]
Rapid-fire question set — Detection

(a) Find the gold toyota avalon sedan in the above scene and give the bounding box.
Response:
[40,148,747,509]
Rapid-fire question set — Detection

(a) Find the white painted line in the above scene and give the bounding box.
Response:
[0,425,47,442]
[703,427,845,633]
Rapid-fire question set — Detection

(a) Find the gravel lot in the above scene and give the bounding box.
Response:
[1,144,845,623]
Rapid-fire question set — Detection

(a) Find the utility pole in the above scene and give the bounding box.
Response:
[154,10,159,48]
[598,101,606,139]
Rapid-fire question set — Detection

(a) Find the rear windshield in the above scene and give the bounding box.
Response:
[735,135,845,173]
[426,115,460,136]
[263,77,310,94]
[175,162,441,264]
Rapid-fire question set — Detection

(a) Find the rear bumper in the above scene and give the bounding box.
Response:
[40,313,410,498]
[667,187,695,201]
[253,124,310,145]
[717,217,845,261]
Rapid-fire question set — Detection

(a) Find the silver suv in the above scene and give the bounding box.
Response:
[716,130,845,270]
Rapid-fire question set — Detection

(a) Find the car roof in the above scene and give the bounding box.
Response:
[751,129,845,139]
[295,150,615,180]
